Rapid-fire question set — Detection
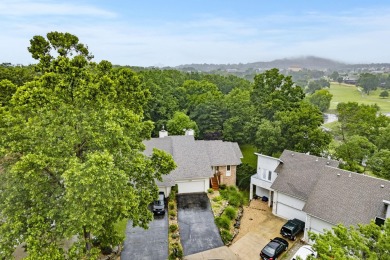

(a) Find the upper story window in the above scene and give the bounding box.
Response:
[261,168,272,181]
[226,165,231,176]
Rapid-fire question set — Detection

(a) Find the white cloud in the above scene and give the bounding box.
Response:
[0,0,116,17]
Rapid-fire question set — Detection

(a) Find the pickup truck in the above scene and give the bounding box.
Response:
[280,218,305,241]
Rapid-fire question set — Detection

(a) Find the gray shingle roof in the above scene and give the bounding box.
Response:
[143,136,242,186]
[198,140,243,166]
[303,167,390,226]
[271,150,390,227]
[271,150,339,200]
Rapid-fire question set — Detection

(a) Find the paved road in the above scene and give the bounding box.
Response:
[177,193,224,256]
[121,213,168,260]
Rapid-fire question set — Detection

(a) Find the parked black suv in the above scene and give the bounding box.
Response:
[152,192,165,215]
[280,218,305,241]
[260,237,288,260]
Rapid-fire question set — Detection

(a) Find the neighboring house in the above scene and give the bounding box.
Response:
[143,129,242,196]
[250,150,390,242]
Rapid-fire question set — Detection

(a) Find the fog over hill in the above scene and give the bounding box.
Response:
[174,56,390,72]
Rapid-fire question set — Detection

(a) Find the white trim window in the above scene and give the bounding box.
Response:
[226,165,231,176]
[261,168,272,181]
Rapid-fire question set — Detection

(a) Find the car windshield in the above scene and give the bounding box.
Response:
[281,227,292,234]
[154,200,163,206]
[262,243,277,256]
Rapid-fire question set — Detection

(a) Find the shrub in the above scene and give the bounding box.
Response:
[169,224,178,232]
[228,192,243,207]
[212,195,222,202]
[207,188,214,194]
[168,201,175,210]
[219,189,228,200]
[219,184,227,190]
[224,206,237,220]
[221,229,233,244]
[171,233,179,239]
[215,216,231,230]
[169,210,176,217]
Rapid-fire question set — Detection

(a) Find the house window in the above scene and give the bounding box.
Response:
[268,170,272,181]
[226,165,231,176]
[261,168,272,181]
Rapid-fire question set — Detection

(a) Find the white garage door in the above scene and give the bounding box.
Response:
[177,179,207,194]
[277,203,306,222]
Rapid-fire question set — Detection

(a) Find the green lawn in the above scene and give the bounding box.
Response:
[239,144,257,168]
[328,83,390,113]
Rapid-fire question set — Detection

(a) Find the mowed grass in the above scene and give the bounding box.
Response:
[328,82,390,113]
[239,144,257,168]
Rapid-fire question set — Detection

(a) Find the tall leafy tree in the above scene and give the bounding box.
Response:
[0,32,175,259]
[358,73,379,95]
[166,111,198,136]
[367,149,390,180]
[251,68,305,121]
[309,219,390,259]
[335,135,377,172]
[337,102,389,142]
[308,89,333,113]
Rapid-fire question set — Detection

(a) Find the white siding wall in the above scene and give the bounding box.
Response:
[273,191,307,221]
[304,215,334,242]
[255,186,269,197]
[278,193,306,210]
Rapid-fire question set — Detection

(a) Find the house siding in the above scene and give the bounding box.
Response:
[273,191,307,222]
[305,215,334,242]
[219,165,237,186]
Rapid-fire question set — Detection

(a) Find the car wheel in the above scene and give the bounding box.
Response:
[292,236,296,241]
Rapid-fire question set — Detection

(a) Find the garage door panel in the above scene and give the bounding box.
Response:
[277,203,306,222]
[177,180,206,194]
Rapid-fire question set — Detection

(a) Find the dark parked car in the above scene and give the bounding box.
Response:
[152,192,165,215]
[260,237,288,260]
[280,218,305,241]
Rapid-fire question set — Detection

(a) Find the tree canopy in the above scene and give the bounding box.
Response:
[310,219,390,259]
[0,32,175,259]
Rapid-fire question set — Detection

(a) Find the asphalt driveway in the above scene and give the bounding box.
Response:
[121,213,168,260]
[177,193,224,256]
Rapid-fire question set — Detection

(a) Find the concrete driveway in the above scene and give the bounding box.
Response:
[177,193,224,256]
[230,199,299,260]
[121,213,168,260]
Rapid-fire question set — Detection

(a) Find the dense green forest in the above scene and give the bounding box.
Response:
[0,32,389,259]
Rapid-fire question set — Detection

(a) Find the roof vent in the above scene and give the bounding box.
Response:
[337,173,341,177]
[326,161,330,165]
[291,153,294,156]
[381,184,385,188]
[348,172,352,177]
[316,158,319,162]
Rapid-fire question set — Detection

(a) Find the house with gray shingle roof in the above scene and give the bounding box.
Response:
[143,130,242,195]
[250,150,390,242]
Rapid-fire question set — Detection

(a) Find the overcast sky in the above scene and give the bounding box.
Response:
[1,0,390,67]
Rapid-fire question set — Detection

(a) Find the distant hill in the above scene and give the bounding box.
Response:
[175,56,346,72]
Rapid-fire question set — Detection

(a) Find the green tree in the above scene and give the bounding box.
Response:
[367,149,390,180]
[255,102,331,156]
[358,73,379,95]
[337,77,343,84]
[0,79,17,106]
[330,71,339,81]
[306,78,330,94]
[380,90,389,98]
[310,219,390,259]
[335,135,377,172]
[251,68,305,121]
[166,111,198,136]
[337,102,390,142]
[0,32,176,259]
[308,89,333,112]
